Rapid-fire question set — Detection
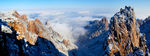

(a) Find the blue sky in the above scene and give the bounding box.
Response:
[1,0,150,19]
[0,0,150,9]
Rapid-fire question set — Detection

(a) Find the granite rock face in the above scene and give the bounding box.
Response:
[0,10,77,56]
[105,6,149,56]
[0,19,65,56]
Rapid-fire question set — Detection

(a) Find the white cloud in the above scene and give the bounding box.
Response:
[135,11,150,19]
[17,8,150,43]
[18,9,112,43]
[51,23,75,42]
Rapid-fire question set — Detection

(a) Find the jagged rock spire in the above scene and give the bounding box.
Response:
[105,6,149,56]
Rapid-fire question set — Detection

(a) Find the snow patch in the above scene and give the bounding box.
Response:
[108,43,113,50]
[1,25,12,34]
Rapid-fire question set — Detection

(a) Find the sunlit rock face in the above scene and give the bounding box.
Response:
[0,10,77,56]
[105,6,149,56]
[0,18,64,56]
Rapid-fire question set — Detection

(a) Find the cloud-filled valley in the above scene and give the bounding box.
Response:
[16,9,113,43]
[1,6,150,56]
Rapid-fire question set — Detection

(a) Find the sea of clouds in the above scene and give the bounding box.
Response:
[1,8,149,43]
[18,9,114,43]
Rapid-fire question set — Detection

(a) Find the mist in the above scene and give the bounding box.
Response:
[18,9,113,43]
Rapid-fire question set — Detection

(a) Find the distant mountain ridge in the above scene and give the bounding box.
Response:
[140,16,150,50]
[0,6,150,56]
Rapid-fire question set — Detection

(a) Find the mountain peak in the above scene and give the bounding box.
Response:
[0,10,77,56]
[8,10,20,18]
[105,6,149,56]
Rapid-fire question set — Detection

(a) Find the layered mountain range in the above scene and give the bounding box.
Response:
[0,6,150,56]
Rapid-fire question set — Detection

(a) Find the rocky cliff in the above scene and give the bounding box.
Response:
[105,6,149,56]
[74,17,109,56]
[0,10,77,56]
[140,16,150,50]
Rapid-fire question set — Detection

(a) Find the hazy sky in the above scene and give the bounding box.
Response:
[0,0,150,19]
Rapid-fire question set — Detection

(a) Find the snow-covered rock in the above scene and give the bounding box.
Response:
[73,17,109,56]
[104,6,149,56]
[0,10,77,56]
[1,25,12,34]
